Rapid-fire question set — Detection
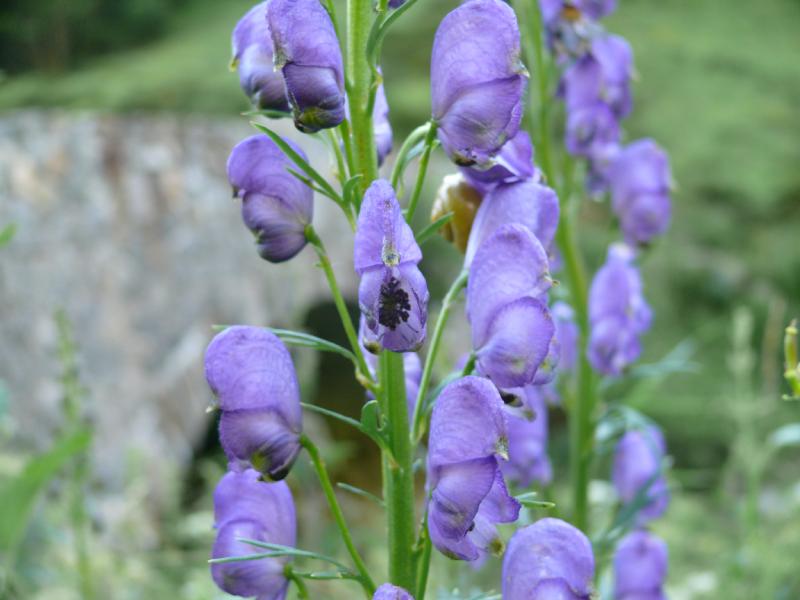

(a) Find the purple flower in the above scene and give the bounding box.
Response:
[354,180,429,352]
[541,1,599,60]
[608,139,672,245]
[373,583,414,600]
[580,0,617,20]
[205,326,302,480]
[501,385,552,487]
[460,131,541,194]
[465,179,560,266]
[431,0,527,167]
[467,224,556,389]
[612,426,670,524]
[231,2,289,111]
[561,34,633,119]
[227,134,313,263]
[374,83,393,165]
[588,244,652,375]
[267,0,345,132]
[614,530,668,600]
[360,317,422,417]
[426,376,520,561]
[565,101,620,157]
[503,517,595,599]
[553,302,579,372]
[211,469,296,599]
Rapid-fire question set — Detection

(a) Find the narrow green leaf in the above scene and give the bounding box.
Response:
[242,109,292,119]
[0,428,91,553]
[237,539,349,570]
[336,482,385,507]
[366,0,421,65]
[416,212,453,246]
[270,329,356,363]
[301,402,364,432]
[292,570,358,581]
[0,223,16,248]
[342,174,363,208]
[209,551,285,564]
[251,122,342,202]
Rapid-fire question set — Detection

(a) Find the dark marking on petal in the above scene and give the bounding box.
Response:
[378,277,411,330]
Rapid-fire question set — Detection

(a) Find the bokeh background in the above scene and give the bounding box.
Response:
[1,0,799,598]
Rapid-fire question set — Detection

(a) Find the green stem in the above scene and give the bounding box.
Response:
[390,123,431,190]
[300,435,376,596]
[286,566,311,600]
[411,269,468,443]
[414,510,432,600]
[326,129,349,188]
[347,0,379,196]
[404,121,438,222]
[380,350,417,591]
[305,225,373,387]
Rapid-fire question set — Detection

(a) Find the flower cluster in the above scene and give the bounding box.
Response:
[545,0,672,245]
[588,243,652,376]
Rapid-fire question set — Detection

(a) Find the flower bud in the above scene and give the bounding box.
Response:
[614,530,668,600]
[501,386,552,487]
[430,174,483,253]
[354,180,429,352]
[268,0,345,132]
[502,518,595,599]
[431,0,527,167]
[211,469,296,599]
[227,134,313,263]
[465,180,560,267]
[231,2,288,111]
[460,131,540,194]
[612,426,670,524]
[467,224,555,388]
[588,244,652,375]
[205,326,303,480]
[374,583,414,600]
[608,139,672,245]
[426,376,520,562]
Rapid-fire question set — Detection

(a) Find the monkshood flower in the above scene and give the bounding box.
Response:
[464,179,560,266]
[373,583,414,600]
[267,0,345,132]
[608,139,672,245]
[205,326,302,480]
[231,2,288,111]
[360,317,422,417]
[467,224,556,389]
[553,301,579,372]
[374,83,393,165]
[502,517,595,599]
[431,0,527,167]
[612,426,670,524]
[540,1,600,60]
[565,100,620,158]
[426,376,520,561]
[460,131,540,195]
[211,469,296,599]
[501,385,552,487]
[227,134,313,263]
[562,34,634,119]
[614,529,668,600]
[588,243,652,375]
[354,180,429,352]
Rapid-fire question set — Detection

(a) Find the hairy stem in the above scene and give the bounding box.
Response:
[404,120,438,222]
[300,435,376,596]
[380,350,417,591]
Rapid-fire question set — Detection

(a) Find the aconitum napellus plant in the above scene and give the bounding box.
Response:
[204,0,675,597]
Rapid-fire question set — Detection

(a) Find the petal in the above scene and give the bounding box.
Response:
[213,470,296,536]
[282,63,346,132]
[429,456,498,541]
[354,179,421,272]
[475,297,555,389]
[614,530,668,596]
[373,583,414,600]
[227,135,312,204]
[502,387,552,487]
[467,223,552,345]
[374,83,393,165]
[241,192,309,262]
[427,375,507,469]
[502,518,595,599]
[618,192,671,245]
[465,180,560,266]
[219,408,302,481]
[211,519,290,599]
[461,131,539,193]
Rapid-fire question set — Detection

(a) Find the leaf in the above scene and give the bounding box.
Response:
[336,482,384,507]
[0,428,91,554]
[269,329,356,364]
[251,122,342,204]
[416,212,453,246]
[0,224,16,248]
[300,402,363,432]
[235,539,350,570]
[342,174,363,209]
[366,0,421,66]
[242,108,292,120]
[514,492,556,510]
